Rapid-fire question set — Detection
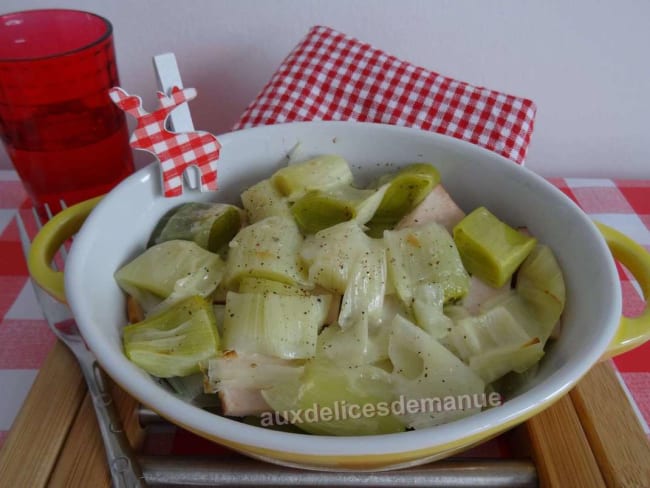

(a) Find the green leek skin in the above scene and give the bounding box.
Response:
[290,190,357,235]
[224,216,309,288]
[291,184,389,235]
[148,202,244,253]
[271,155,354,200]
[366,163,441,237]
[453,207,537,288]
[123,296,220,378]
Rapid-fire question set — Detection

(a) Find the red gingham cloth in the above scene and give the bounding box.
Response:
[235,25,537,165]
[1,26,649,457]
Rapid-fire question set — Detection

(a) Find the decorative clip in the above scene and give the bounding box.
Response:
[109,86,220,197]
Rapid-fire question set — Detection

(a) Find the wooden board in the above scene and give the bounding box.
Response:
[0,346,648,487]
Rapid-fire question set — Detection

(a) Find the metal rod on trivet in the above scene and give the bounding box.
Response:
[139,456,537,487]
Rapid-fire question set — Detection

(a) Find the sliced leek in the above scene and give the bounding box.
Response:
[338,238,387,328]
[411,283,454,339]
[222,291,332,359]
[238,277,309,296]
[148,202,244,253]
[447,305,531,362]
[300,221,371,294]
[366,163,441,237]
[122,296,220,378]
[241,178,292,223]
[469,341,544,383]
[389,315,485,429]
[271,155,354,200]
[224,216,309,288]
[453,207,537,288]
[385,222,470,305]
[316,317,368,364]
[115,240,225,313]
[290,184,384,235]
[516,244,566,342]
[262,358,405,436]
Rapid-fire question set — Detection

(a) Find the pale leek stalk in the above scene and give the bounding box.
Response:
[224,216,309,288]
[222,291,332,359]
[385,222,470,305]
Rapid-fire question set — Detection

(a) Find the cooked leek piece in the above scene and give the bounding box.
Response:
[115,240,225,312]
[411,283,454,339]
[388,315,485,429]
[447,306,531,362]
[122,296,220,378]
[290,184,377,234]
[238,277,309,296]
[148,262,227,317]
[366,163,441,237]
[261,358,405,436]
[291,190,357,235]
[316,317,368,364]
[453,207,537,288]
[241,178,292,223]
[338,238,387,328]
[271,155,354,200]
[224,216,309,288]
[327,294,414,365]
[482,291,546,342]
[148,202,244,253]
[516,244,566,342]
[205,352,304,392]
[469,340,544,383]
[300,221,372,294]
[385,222,470,305]
[222,291,332,359]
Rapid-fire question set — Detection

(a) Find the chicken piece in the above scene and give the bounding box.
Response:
[206,351,302,417]
[126,295,145,323]
[461,275,511,315]
[219,387,270,417]
[396,184,465,233]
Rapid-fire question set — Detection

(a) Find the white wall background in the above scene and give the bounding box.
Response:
[1,0,649,178]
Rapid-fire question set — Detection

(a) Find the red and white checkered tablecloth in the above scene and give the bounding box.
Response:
[1,25,649,454]
[0,172,648,454]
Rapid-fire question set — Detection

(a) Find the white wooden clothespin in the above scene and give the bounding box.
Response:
[153,52,200,189]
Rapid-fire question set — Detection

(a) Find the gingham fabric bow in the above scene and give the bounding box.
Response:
[235,26,536,164]
[109,86,220,197]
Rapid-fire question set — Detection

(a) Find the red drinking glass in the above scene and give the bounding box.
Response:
[0,9,134,212]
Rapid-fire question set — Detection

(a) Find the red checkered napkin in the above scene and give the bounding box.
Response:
[235,25,537,164]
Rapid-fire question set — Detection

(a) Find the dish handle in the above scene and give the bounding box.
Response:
[28,196,103,303]
[596,222,650,359]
